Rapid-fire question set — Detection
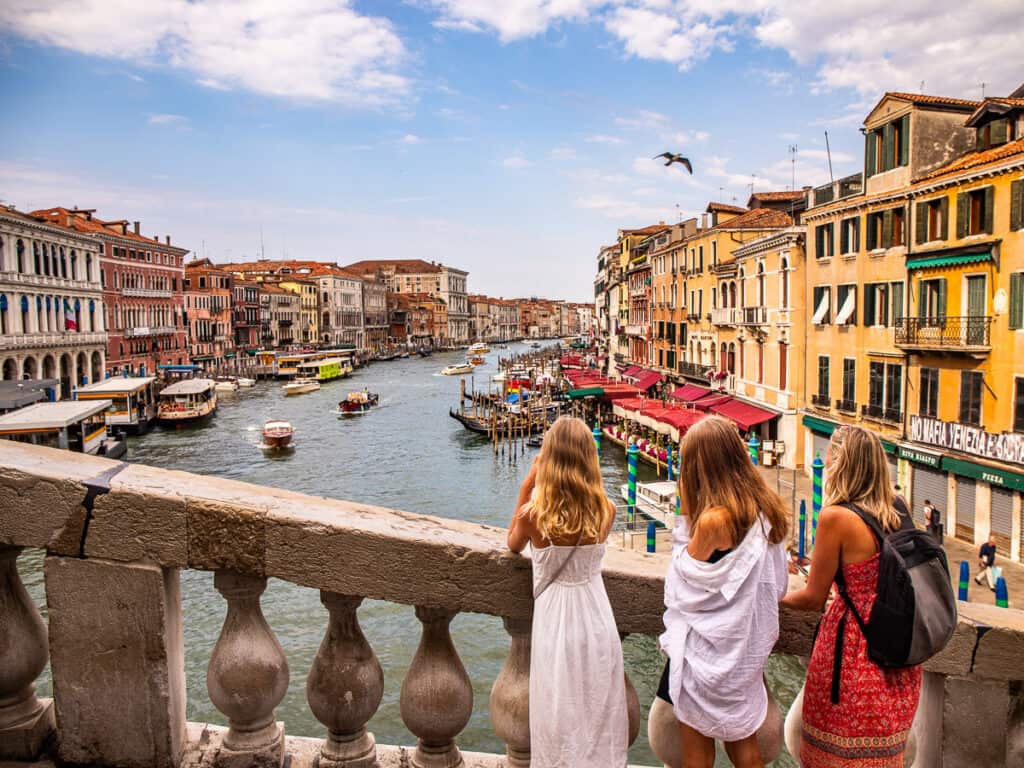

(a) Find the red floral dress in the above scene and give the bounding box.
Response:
[801,554,921,767]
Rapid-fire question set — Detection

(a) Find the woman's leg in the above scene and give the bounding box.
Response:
[678,722,715,768]
[723,734,765,768]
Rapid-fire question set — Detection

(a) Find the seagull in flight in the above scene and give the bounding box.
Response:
[654,152,693,174]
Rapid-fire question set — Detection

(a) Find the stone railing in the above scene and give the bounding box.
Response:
[1,441,1023,768]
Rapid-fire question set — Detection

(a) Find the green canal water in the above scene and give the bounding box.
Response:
[17,343,802,766]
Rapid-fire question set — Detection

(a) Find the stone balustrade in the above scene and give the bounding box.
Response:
[1,440,1023,768]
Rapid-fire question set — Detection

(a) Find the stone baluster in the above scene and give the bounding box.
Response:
[400,605,473,768]
[0,546,54,760]
[306,592,383,768]
[489,617,531,767]
[207,571,289,768]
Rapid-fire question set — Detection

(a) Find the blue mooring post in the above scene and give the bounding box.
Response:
[627,442,639,529]
[995,576,1009,608]
[798,499,807,561]
[666,442,674,481]
[748,432,760,465]
[593,424,602,457]
[958,561,970,601]
[646,521,656,553]
[812,452,825,547]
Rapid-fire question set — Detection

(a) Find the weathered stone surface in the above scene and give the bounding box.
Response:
[188,499,267,576]
[920,614,977,678]
[44,557,185,768]
[941,676,1012,767]
[973,625,1024,681]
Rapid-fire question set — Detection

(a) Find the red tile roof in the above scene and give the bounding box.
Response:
[710,207,792,230]
[343,259,443,275]
[884,92,982,109]
[965,97,1024,126]
[29,207,187,251]
[748,190,804,203]
[922,138,1024,180]
[706,202,747,214]
[620,224,669,236]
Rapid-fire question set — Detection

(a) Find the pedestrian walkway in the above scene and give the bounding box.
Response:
[761,465,1021,610]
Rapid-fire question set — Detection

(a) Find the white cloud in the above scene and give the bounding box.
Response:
[428,1,603,43]
[502,156,533,169]
[585,134,625,145]
[399,134,424,145]
[0,0,410,106]
[148,113,187,126]
[665,129,710,145]
[550,146,577,160]
[614,110,670,130]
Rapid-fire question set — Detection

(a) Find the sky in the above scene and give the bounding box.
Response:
[0,1,1021,301]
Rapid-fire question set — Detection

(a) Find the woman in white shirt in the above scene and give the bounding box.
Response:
[660,416,790,768]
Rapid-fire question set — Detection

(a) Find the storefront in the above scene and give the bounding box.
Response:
[899,446,946,525]
[802,414,899,484]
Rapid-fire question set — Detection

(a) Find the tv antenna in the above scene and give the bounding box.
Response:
[979,82,986,98]
[788,145,797,190]
[824,131,835,185]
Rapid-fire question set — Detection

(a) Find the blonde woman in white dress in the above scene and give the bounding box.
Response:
[508,416,628,768]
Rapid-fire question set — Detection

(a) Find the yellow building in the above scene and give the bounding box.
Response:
[802,88,1024,559]
[279,279,319,345]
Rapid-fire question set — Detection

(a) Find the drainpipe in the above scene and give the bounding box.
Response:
[902,194,913,445]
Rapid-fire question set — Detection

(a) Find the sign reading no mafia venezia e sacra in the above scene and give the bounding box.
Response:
[910,416,1024,468]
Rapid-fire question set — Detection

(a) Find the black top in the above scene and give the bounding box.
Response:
[980,542,996,567]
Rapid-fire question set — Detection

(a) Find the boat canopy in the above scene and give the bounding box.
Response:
[160,378,216,396]
[158,364,203,372]
[75,376,156,396]
[0,400,113,431]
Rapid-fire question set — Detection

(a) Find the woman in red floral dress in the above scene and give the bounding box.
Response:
[782,426,921,767]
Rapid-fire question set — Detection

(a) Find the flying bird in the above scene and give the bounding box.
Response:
[654,152,693,174]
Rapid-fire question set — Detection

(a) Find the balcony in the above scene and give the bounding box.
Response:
[121,287,174,298]
[811,393,830,407]
[677,361,711,382]
[124,325,176,338]
[894,316,992,353]
[0,331,107,351]
[738,307,768,325]
[861,404,903,424]
[0,270,100,292]
[835,398,857,414]
[624,323,647,336]
[711,308,738,326]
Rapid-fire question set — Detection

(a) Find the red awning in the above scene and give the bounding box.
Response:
[710,399,779,432]
[621,365,642,378]
[634,371,663,391]
[602,385,640,400]
[691,393,732,411]
[671,383,710,402]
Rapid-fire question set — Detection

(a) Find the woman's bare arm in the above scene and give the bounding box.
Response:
[686,506,733,561]
[507,505,532,553]
[780,506,844,611]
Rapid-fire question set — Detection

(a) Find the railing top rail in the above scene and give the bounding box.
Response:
[2,440,1022,680]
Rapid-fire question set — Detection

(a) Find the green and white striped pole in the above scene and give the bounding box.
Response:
[812,451,825,547]
[593,423,602,457]
[627,442,639,529]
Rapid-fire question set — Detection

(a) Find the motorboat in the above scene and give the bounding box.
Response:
[441,363,474,375]
[418,348,433,357]
[530,341,541,349]
[262,420,294,449]
[214,378,239,392]
[468,342,491,354]
[619,480,678,529]
[283,378,321,395]
[236,377,256,388]
[469,356,485,366]
[157,379,218,424]
[337,391,379,415]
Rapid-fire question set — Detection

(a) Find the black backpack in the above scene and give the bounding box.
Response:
[828,499,957,703]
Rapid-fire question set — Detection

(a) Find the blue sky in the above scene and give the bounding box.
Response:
[1,1,1021,301]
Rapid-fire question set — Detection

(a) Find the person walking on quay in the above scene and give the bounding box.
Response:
[507,416,628,768]
[976,534,998,590]
[659,416,790,768]
[782,426,921,767]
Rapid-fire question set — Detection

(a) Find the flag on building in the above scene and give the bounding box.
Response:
[64,299,77,331]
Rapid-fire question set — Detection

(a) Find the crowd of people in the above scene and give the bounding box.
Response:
[508,415,948,768]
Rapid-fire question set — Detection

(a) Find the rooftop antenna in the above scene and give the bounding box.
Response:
[979,82,986,98]
[260,226,266,260]
[788,144,797,190]
[675,203,682,223]
[748,174,756,199]
[919,80,925,93]
[824,131,835,185]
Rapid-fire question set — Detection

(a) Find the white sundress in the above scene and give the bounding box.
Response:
[529,541,629,768]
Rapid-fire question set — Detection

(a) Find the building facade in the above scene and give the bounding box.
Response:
[232,281,261,360]
[184,259,234,370]
[0,207,107,397]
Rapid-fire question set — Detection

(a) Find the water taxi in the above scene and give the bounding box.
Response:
[73,376,158,434]
[468,342,491,354]
[441,363,474,376]
[276,352,318,379]
[237,377,256,388]
[262,420,294,450]
[0,400,125,457]
[296,357,351,382]
[619,480,678,530]
[283,378,321,395]
[157,379,218,425]
[469,356,485,366]
[214,378,240,393]
[337,391,379,415]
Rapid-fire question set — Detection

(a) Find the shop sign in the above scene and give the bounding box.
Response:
[898,445,942,468]
[909,416,1024,468]
[940,456,1024,493]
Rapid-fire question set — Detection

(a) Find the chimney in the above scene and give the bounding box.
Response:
[701,213,708,229]
[165,235,171,245]
[121,222,128,235]
[133,221,140,235]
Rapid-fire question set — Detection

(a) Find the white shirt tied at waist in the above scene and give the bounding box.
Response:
[659,513,788,742]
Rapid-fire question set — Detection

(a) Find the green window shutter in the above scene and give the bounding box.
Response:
[917,281,926,318]
[937,278,947,319]
[1010,273,1023,330]
[815,225,824,259]
[892,281,904,323]
[867,215,877,250]
[882,123,895,171]
[853,218,860,251]
[899,114,911,166]
[939,196,949,239]
[992,119,1008,146]
[1010,180,1023,231]
[915,201,928,244]
[866,131,877,177]
[956,192,969,238]
[828,223,835,257]
[984,186,995,233]
[864,284,876,325]
[882,209,894,248]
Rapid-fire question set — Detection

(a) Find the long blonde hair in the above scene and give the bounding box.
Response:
[825,425,899,531]
[677,416,789,545]
[527,416,612,541]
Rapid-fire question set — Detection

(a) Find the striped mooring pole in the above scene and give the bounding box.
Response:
[646,520,656,553]
[811,451,825,547]
[593,423,602,456]
[627,442,639,529]
[995,576,1009,608]
[958,561,970,601]
[798,499,807,561]
[748,432,760,465]
[666,442,674,481]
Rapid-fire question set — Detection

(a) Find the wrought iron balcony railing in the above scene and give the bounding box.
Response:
[861,404,903,424]
[811,393,830,407]
[835,398,857,413]
[894,316,992,351]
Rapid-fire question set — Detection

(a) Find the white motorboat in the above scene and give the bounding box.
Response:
[214,378,239,392]
[282,378,321,395]
[619,480,679,529]
[236,377,256,388]
[262,420,294,449]
[468,342,491,354]
[441,363,475,376]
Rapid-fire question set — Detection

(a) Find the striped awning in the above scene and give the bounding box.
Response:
[906,252,992,270]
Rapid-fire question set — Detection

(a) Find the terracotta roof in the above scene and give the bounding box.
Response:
[620,224,669,236]
[748,190,804,203]
[259,284,292,295]
[965,97,1024,126]
[29,207,187,251]
[343,259,442,275]
[710,207,792,230]
[706,202,747,214]
[921,137,1024,181]
[884,92,981,109]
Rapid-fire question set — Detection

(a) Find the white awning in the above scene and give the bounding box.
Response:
[834,289,856,325]
[812,290,830,324]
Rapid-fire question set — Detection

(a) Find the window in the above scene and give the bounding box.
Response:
[712,241,717,267]
[957,187,994,237]
[840,217,860,254]
[959,371,983,426]
[840,358,856,410]
[977,119,1012,150]
[865,114,910,176]
[918,279,946,322]
[892,208,905,246]
[1011,272,1024,330]
[869,362,885,411]
[814,223,834,259]
[812,286,831,324]
[866,211,883,250]
[817,356,830,401]
[779,343,787,391]
[835,284,857,326]
[916,197,948,243]
[885,365,903,419]
[698,245,704,272]
[1011,179,1024,231]
[863,283,889,326]
[920,368,939,419]
[1015,378,1024,433]
[780,258,789,307]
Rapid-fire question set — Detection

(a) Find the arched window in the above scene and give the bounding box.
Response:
[0,294,7,335]
[739,268,747,307]
[33,242,42,274]
[20,295,29,332]
[74,299,81,333]
[757,263,766,307]
[60,247,67,279]
[16,239,25,272]
[720,341,727,372]
[85,254,92,282]
[50,245,59,276]
[729,281,736,308]
[728,342,736,374]
[780,258,790,308]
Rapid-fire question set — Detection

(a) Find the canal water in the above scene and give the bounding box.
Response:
[18,343,802,766]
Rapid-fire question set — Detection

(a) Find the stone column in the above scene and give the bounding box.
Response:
[207,571,288,768]
[306,592,383,768]
[0,547,54,760]
[400,605,473,768]
[489,617,531,767]
[44,556,185,768]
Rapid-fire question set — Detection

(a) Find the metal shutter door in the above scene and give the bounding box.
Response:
[887,453,898,486]
[991,487,1014,554]
[911,466,947,525]
[956,478,977,541]
[812,432,830,463]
